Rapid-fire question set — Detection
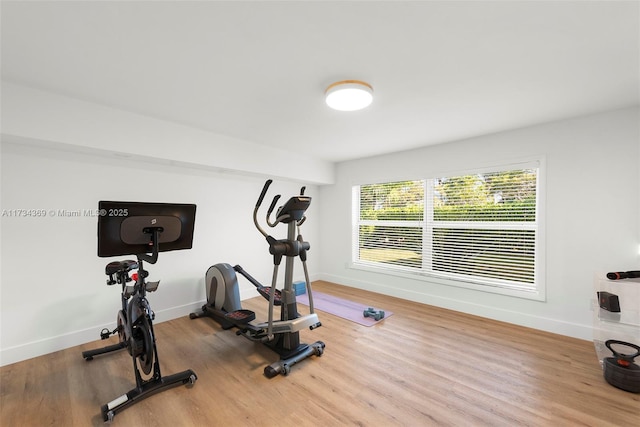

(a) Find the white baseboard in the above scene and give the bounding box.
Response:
[3,271,589,367]
[318,273,593,341]
[0,300,205,367]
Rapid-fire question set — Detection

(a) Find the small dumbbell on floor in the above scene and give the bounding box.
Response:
[363,307,385,321]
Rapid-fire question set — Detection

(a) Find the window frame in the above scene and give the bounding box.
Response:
[351,160,546,301]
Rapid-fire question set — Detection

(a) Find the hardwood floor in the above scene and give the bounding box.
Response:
[1,281,638,426]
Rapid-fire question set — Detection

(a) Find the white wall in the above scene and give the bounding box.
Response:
[318,107,640,340]
[0,141,320,366]
[1,82,334,185]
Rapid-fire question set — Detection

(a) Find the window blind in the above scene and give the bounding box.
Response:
[354,166,541,295]
[356,181,424,271]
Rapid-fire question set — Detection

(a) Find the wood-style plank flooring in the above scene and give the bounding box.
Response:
[1,281,638,426]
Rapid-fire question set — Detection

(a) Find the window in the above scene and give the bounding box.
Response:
[352,162,544,299]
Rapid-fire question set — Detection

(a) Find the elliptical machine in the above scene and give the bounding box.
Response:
[190,179,324,377]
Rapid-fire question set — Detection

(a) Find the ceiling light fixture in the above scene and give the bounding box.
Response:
[325,80,373,111]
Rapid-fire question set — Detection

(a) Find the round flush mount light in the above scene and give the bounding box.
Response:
[325,80,373,111]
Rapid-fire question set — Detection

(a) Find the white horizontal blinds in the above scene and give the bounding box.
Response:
[429,168,538,289]
[431,228,536,284]
[357,181,424,270]
[358,225,423,268]
[354,167,539,293]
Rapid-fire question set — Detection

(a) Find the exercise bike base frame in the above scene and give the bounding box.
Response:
[101,369,197,422]
[82,341,127,361]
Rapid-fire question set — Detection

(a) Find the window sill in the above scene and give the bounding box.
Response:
[349,262,546,302]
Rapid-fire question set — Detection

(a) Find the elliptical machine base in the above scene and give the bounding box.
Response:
[264,341,325,378]
[190,262,325,377]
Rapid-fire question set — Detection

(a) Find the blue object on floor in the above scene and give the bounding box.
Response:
[293,281,306,295]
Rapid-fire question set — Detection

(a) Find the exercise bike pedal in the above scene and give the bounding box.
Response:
[145,280,160,292]
[100,327,117,340]
[225,309,256,324]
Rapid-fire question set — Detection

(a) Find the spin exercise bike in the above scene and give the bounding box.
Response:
[190,180,325,377]
[82,201,197,422]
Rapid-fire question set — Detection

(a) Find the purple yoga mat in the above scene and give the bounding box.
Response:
[296,291,392,327]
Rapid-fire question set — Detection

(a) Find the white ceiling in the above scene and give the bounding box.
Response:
[2,1,638,163]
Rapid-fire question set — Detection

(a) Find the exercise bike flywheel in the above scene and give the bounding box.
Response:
[603,340,640,393]
[131,316,155,376]
[117,310,128,343]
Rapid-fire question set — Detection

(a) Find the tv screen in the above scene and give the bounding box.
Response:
[97,201,196,258]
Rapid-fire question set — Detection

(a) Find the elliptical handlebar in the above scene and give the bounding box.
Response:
[254,180,273,238]
[266,195,282,227]
[256,179,273,209]
[254,179,311,239]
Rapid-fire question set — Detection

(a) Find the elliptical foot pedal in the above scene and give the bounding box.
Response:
[257,287,282,306]
[225,309,256,324]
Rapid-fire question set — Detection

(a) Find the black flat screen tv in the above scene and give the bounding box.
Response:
[97,201,196,258]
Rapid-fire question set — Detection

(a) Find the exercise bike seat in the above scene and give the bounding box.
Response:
[105,260,139,276]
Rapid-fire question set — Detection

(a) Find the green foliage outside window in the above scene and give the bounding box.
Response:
[359,170,536,222]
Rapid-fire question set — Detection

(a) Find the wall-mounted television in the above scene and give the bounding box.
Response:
[97,201,196,258]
